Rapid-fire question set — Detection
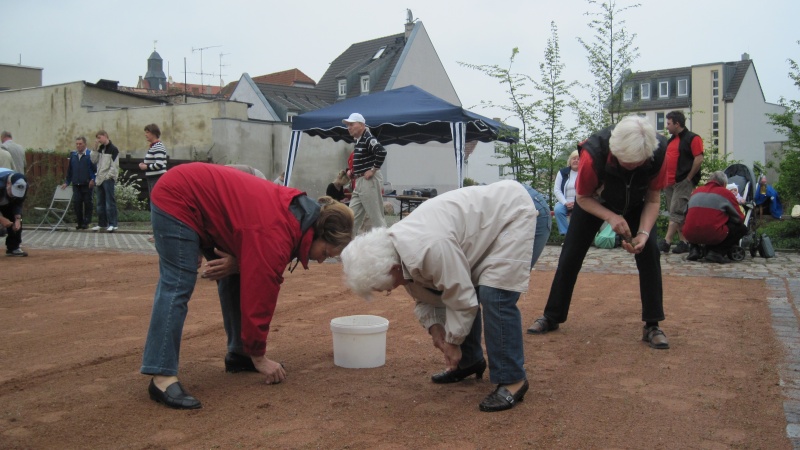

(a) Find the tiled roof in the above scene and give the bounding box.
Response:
[316,33,407,102]
[254,83,332,118]
[723,59,753,101]
[619,66,692,112]
[252,69,316,87]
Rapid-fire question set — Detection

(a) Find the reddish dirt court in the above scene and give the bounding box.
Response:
[0,250,789,449]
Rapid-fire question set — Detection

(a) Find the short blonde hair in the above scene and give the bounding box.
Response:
[568,150,579,164]
[609,116,658,163]
[315,197,354,251]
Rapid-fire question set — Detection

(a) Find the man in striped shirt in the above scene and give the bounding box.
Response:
[344,113,387,236]
[140,123,168,204]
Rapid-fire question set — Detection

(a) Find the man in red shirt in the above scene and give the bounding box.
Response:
[682,171,747,263]
[659,111,704,254]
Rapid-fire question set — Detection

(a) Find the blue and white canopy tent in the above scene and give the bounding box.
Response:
[285,85,518,188]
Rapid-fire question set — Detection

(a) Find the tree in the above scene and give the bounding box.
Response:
[530,22,580,202]
[459,23,578,201]
[576,0,640,132]
[767,41,800,204]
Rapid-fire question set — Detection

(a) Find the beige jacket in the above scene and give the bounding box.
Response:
[391,180,537,345]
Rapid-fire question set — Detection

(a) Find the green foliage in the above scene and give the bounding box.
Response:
[758,218,800,250]
[115,170,148,211]
[766,40,800,205]
[576,0,641,132]
[459,23,578,204]
[699,140,742,184]
[462,177,478,187]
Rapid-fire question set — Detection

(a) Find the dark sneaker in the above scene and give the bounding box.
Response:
[642,325,670,349]
[527,316,559,335]
[704,250,729,264]
[6,248,28,257]
[687,244,702,261]
[657,239,671,253]
[672,241,690,254]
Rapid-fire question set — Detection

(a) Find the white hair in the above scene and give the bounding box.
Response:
[340,227,399,298]
[708,170,728,186]
[609,116,658,163]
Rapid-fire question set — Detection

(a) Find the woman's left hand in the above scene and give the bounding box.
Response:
[621,236,646,255]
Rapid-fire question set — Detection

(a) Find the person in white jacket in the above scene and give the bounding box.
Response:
[553,150,579,235]
[341,180,537,412]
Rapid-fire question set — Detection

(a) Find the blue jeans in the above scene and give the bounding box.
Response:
[554,202,571,235]
[459,285,526,385]
[141,204,201,376]
[96,179,118,227]
[522,185,552,267]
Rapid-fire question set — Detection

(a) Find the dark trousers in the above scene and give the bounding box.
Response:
[1,203,22,251]
[543,202,665,324]
[707,221,749,254]
[71,184,93,227]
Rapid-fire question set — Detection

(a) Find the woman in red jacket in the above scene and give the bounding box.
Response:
[141,163,353,410]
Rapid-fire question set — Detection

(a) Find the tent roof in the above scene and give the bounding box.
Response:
[291,85,517,146]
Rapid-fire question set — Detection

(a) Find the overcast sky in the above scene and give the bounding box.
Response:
[3,0,798,125]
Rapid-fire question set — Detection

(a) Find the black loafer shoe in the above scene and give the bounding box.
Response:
[686,244,702,261]
[224,352,258,373]
[431,359,487,384]
[479,380,529,412]
[148,379,202,410]
[527,316,559,335]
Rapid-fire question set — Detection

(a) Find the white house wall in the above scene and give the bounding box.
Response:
[386,22,460,106]
[728,65,786,169]
[383,142,461,195]
[464,142,513,185]
[229,73,279,121]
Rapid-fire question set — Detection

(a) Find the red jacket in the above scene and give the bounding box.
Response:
[152,163,316,356]
[682,180,745,245]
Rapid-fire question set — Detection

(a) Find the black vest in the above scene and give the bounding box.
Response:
[668,129,702,185]
[578,126,668,215]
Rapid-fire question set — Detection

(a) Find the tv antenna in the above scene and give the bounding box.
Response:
[191,45,220,90]
[218,52,230,88]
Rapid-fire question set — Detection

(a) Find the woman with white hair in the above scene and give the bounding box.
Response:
[341,180,537,412]
[528,116,673,350]
[553,149,580,235]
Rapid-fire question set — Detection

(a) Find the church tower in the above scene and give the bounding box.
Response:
[144,47,167,91]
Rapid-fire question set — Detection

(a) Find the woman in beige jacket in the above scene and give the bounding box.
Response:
[341,180,537,412]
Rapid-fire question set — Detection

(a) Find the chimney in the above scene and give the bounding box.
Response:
[742,52,750,61]
[405,22,413,39]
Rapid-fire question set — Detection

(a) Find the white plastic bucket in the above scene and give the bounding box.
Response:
[330,315,389,368]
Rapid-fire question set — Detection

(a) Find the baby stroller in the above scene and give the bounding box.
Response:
[723,163,758,261]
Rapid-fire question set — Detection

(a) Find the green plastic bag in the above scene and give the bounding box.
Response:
[594,222,617,249]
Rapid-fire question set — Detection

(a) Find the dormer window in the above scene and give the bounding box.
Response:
[338,79,347,97]
[623,86,633,102]
[659,81,669,98]
[677,78,688,97]
[372,46,386,60]
[640,83,650,100]
[360,75,370,94]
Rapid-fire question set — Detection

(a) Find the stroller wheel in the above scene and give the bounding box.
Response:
[730,246,746,262]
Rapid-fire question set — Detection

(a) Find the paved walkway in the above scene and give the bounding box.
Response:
[18,229,800,447]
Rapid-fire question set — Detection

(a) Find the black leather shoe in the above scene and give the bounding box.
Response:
[686,244,702,261]
[479,380,529,412]
[431,359,486,384]
[148,379,202,410]
[224,352,258,373]
[527,316,559,335]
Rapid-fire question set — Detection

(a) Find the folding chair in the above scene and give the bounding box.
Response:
[34,186,73,232]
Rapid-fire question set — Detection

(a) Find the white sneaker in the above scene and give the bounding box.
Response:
[107,226,118,232]
[91,226,102,231]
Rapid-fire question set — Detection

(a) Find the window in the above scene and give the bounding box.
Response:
[677,79,688,97]
[623,86,633,102]
[659,81,669,98]
[640,83,650,100]
[286,112,297,122]
[656,112,665,132]
[337,79,346,97]
[360,75,370,94]
[372,46,386,60]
